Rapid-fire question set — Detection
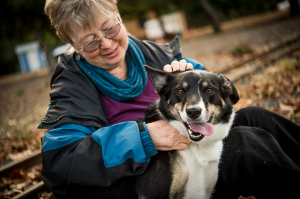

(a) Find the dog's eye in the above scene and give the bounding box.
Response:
[176,89,185,94]
[206,88,213,93]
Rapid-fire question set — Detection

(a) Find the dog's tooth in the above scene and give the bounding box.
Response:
[188,129,194,137]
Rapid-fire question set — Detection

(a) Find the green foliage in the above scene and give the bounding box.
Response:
[14,88,25,96]
[231,44,253,56]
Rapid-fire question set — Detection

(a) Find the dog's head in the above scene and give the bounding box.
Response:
[145,65,239,142]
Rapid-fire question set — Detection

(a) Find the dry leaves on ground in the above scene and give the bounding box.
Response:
[0,131,44,164]
[0,164,42,198]
[234,55,300,125]
[238,196,257,199]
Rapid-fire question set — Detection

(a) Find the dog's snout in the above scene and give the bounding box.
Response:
[186,108,202,119]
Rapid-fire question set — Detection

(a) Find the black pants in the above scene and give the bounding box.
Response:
[213,106,300,199]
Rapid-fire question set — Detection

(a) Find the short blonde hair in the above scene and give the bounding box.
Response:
[45,0,118,44]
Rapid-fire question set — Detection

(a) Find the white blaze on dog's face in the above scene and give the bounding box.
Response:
[145,66,239,142]
[176,71,225,124]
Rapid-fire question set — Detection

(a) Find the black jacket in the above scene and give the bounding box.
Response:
[38,34,183,196]
[38,34,182,129]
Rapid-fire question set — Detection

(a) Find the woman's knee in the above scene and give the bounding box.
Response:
[234,106,270,126]
[236,106,268,118]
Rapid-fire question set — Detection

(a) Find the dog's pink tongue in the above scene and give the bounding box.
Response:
[190,123,214,136]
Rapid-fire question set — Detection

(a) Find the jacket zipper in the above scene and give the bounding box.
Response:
[41,113,104,127]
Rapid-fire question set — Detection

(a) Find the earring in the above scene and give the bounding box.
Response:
[76,53,84,61]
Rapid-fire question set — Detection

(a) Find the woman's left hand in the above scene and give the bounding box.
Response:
[163,59,194,72]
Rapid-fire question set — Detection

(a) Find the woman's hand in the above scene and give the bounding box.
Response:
[146,120,191,151]
[163,59,194,72]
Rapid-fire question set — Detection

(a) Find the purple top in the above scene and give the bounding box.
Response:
[101,74,159,125]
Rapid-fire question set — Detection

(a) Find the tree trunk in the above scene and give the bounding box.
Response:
[46,48,56,73]
[44,40,60,73]
[288,0,300,16]
[197,0,221,33]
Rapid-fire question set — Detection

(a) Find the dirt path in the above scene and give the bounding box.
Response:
[0,70,51,161]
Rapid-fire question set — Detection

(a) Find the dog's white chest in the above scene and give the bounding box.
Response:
[170,141,223,199]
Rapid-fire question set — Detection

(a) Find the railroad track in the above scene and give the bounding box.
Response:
[1,34,300,199]
[0,150,47,199]
[217,34,300,82]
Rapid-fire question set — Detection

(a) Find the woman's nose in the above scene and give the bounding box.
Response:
[100,36,112,49]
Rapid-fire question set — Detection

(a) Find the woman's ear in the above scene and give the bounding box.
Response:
[71,44,85,61]
[71,43,80,54]
[74,48,80,54]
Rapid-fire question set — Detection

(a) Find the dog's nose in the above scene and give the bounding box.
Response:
[186,108,202,119]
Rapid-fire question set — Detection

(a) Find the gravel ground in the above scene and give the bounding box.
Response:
[0,72,50,157]
[181,15,300,72]
[0,15,299,161]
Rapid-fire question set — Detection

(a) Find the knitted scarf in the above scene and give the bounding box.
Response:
[76,37,147,101]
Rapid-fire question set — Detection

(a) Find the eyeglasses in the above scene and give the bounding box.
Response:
[79,17,122,53]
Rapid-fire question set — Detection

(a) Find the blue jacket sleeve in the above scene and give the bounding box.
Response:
[41,121,157,195]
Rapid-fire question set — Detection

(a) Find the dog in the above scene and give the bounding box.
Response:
[141,65,239,199]
[81,66,239,199]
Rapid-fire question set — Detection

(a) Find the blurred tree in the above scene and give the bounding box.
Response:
[0,0,62,76]
[288,0,300,16]
[197,0,221,33]
[118,0,283,33]
[119,0,177,39]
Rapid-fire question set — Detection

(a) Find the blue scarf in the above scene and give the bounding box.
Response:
[76,37,147,101]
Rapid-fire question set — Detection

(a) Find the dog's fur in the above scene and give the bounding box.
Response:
[142,66,239,199]
[83,66,239,199]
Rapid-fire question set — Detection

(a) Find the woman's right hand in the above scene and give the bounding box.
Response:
[163,60,194,72]
[146,120,191,151]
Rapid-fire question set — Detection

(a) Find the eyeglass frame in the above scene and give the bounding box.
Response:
[78,16,122,53]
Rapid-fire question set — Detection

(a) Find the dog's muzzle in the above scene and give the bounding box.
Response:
[183,115,214,142]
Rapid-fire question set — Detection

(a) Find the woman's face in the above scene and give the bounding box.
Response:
[72,11,128,72]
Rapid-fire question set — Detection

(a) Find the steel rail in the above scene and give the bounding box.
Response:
[215,34,300,75]
[221,36,300,82]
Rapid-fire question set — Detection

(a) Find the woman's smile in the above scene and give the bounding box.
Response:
[104,45,119,58]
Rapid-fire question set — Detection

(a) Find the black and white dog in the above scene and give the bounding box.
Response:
[88,66,239,199]
[140,66,239,199]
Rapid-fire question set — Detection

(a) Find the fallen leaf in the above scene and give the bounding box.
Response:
[279,102,294,120]
[238,196,257,199]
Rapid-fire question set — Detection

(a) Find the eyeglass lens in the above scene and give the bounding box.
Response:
[83,23,121,53]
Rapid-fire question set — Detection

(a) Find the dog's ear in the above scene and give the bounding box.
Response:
[218,74,239,104]
[144,65,169,93]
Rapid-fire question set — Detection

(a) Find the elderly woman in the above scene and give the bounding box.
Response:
[40,0,300,198]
